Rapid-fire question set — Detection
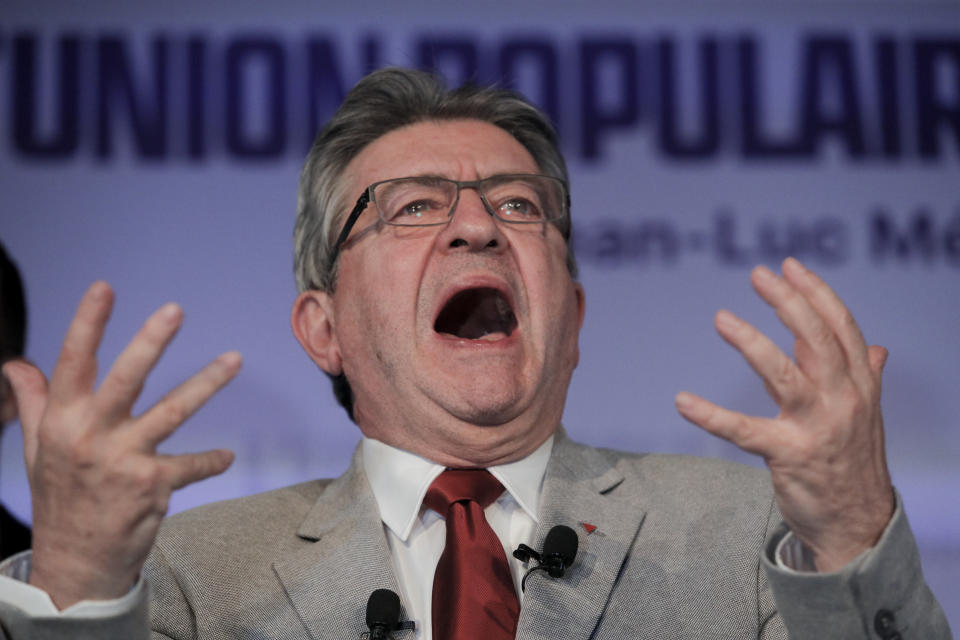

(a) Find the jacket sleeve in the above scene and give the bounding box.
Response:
[0,592,152,640]
[0,545,188,640]
[762,493,953,639]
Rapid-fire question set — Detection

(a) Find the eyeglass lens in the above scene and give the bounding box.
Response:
[373,176,564,226]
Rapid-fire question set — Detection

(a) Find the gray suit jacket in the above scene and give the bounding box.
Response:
[0,433,951,639]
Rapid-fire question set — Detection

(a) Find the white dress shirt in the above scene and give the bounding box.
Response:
[361,435,553,640]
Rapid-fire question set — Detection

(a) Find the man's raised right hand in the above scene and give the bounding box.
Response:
[1,282,240,609]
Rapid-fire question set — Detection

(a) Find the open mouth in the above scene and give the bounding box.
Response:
[434,287,518,341]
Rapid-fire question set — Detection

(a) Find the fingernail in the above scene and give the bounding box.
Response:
[715,309,739,332]
[159,303,181,322]
[1,359,24,380]
[753,265,774,282]
[783,256,805,274]
[218,351,243,370]
[218,449,236,467]
[675,392,694,411]
[89,281,111,298]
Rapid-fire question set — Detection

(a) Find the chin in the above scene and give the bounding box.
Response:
[436,382,529,428]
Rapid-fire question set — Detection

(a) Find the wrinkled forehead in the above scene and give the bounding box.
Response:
[341,119,541,198]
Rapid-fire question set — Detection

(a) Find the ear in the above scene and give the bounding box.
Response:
[573,282,586,330]
[291,291,343,375]
[565,282,586,370]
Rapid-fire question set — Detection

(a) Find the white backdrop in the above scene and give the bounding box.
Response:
[1,0,957,628]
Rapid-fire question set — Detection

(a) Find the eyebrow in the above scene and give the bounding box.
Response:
[383,171,535,182]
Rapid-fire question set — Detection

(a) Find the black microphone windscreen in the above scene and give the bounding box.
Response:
[543,525,578,566]
[366,589,401,628]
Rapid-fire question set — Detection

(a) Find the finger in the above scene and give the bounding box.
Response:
[675,391,784,457]
[781,257,871,376]
[96,303,184,422]
[2,360,49,468]
[713,310,813,409]
[2,360,47,428]
[160,449,235,491]
[750,265,846,385]
[867,345,889,378]
[49,282,114,404]
[134,351,242,448]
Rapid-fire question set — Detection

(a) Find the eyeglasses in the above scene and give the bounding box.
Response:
[329,173,569,267]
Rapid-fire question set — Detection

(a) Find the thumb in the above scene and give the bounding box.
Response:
[867,345,889,377]
[2,360,49,466]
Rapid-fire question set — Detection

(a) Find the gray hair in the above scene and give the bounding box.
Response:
[292,67,577,420]
[293,67,576,295]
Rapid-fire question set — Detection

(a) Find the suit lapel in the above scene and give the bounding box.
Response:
[270,434,645,640]
[516,433,647,640]
[272,449,405,640]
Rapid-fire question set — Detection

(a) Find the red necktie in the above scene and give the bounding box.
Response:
[425,469,520,640]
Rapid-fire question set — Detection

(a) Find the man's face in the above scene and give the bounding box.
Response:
[317,119,584,466]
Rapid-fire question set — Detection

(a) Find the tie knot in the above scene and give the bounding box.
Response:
[424,469,505,514]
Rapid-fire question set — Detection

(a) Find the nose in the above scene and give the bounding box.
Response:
[435,186,509,254]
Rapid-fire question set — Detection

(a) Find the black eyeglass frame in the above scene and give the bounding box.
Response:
[328,173,570,269]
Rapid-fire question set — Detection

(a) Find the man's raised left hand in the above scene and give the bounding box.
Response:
[675,257,894,572]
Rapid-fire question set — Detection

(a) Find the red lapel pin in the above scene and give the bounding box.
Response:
[581,522,597,535]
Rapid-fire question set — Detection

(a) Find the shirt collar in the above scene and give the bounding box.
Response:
[361,435,554,542]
